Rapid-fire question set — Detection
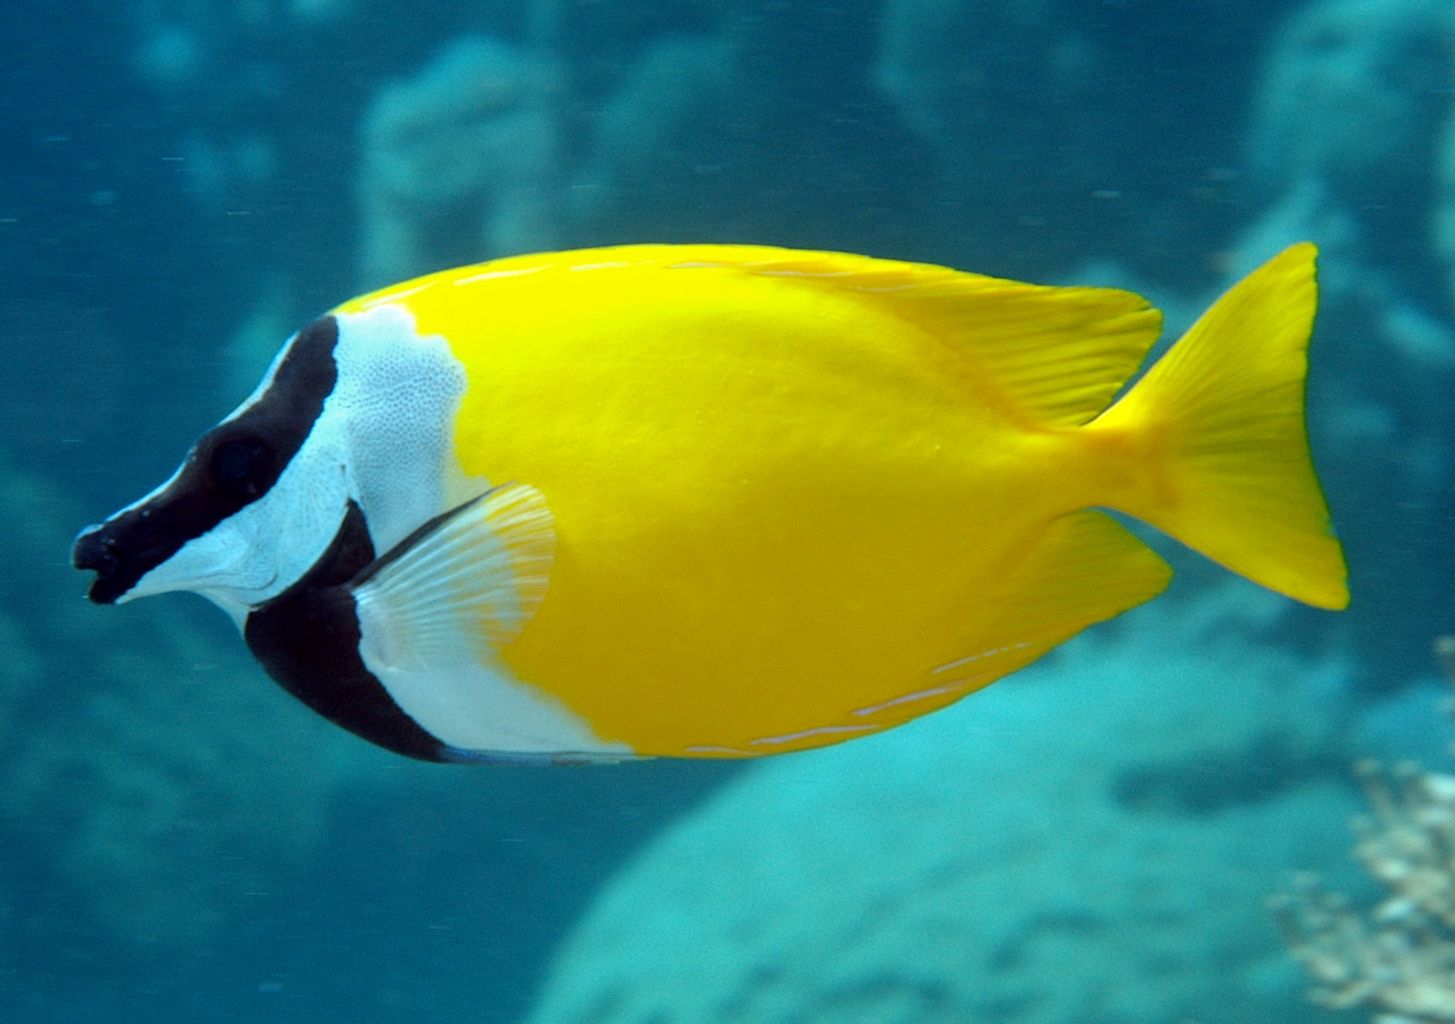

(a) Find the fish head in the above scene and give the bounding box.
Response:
[73,305,470,624]
[72,316,354,623]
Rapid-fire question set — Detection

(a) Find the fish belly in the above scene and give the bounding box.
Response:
[445,264,1073,755]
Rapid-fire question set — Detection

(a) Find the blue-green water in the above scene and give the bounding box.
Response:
[3,2,1452,1022]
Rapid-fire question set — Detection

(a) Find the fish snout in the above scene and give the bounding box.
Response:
[72,524,126,604]
[73,507,181,605]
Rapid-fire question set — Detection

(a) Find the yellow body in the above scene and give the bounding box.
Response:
[337,244,1347,757]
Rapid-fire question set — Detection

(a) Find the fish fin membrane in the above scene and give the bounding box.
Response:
[352,482,556,670]
[1094,243,1349,610]
[862,510,1171,727]
[655,246,1163,428]
[347,243,1162,429]
[989,509,1174,644]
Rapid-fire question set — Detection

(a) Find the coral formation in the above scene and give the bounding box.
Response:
[354,5,932,284]
[1274,638,1455,1023]
[564,32,743,242]
[1251,0,1454,213]
[875,0,1115,270]
[357,36,562,287]
[523,585,1358,1024]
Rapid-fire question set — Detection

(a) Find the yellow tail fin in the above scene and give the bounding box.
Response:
[1092,243,1349,610]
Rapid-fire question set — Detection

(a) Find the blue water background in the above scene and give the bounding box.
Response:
[2,1,1452,1022]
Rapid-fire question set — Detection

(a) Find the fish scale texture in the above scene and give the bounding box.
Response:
[524,585,1360,1024]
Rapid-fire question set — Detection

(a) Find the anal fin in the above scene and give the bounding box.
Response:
[857,510,1172,725]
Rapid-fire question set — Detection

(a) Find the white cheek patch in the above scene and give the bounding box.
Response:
[128,451,351,612]
[330,307,472,554]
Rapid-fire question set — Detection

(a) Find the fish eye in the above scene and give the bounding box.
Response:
[206,435,276,499]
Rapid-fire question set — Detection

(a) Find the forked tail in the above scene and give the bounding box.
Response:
[1091,243,1349,610]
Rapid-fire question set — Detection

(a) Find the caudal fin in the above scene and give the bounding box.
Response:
[1091,243,1349,610]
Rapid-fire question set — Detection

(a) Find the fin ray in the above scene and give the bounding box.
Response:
[352,482,555,671]
[660,246,1163,427]
[856,510,1172,728]
[1092,243,1349,610]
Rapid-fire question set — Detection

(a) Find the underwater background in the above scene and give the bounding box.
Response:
[3,1,1453,1021]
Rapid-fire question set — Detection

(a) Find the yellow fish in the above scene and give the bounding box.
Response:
[72,243,1347,763]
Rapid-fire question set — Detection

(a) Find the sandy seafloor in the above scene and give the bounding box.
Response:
[2,1,1453,1022]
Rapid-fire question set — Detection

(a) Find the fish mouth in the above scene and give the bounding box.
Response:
[72,524,127,604]
[74,508,285,610]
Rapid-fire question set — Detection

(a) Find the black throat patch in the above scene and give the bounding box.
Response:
[243,500,449,763]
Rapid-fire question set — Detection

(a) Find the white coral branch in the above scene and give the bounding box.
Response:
[1273,637,1455,1023]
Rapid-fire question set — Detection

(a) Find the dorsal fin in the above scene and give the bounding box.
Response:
[660,246,1164,427]
[341,243,1164,427]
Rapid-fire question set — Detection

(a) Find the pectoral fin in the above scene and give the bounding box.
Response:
[352,482,556,671]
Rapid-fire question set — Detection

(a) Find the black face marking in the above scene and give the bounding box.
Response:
[72,315,340,604]
[207,435,277,500]
[243,501,449,763]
